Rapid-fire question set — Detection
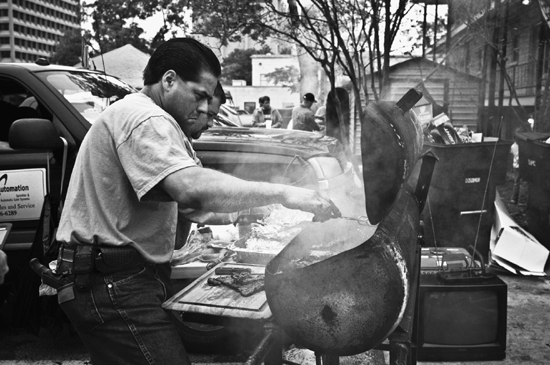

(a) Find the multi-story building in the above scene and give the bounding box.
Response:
[436,0,548,136]
[0,0,80,63]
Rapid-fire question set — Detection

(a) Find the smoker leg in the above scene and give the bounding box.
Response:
[245,322,282,365]
[389,338,410,365]
[315,353,339,365]
[264,322,283,365]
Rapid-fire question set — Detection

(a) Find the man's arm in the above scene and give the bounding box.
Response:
[161,166,340,219]
[179,209,238,225]
[272,109,283,128]
[306,114,321,131]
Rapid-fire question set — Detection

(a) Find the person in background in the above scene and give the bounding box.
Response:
[314,104,327,134]
[510,121,532,206]
[176,82,235,249]
[292,93,320,132]
[55,37,340,365]
[0,250,8,285]
[252,95,282,128]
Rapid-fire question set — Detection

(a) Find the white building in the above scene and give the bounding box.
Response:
[0,0,80,63]
[224,53,301,113]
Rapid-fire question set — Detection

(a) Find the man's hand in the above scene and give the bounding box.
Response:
[312,197,342,222]
[282,188,341,222]
[0,250,9,285]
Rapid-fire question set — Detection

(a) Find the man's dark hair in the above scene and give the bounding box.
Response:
[143,38,221,85]
[259,95,270,104]
[214,82,226,104]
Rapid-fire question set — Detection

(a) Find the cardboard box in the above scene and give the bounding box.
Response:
[490,192,549,276]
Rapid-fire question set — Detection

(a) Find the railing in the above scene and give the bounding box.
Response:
[506,61,538,96]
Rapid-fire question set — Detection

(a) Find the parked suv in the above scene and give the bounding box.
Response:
[0,60,360,253]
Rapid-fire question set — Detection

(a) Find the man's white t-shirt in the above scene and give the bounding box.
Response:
[56,93,199,263]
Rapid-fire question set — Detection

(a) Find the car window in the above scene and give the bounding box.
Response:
[197,150,318,189]
[36,70,136,124]
[0,77,50,141]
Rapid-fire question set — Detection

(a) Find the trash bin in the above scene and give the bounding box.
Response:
[418,140,513,261]
[515,131,550,250]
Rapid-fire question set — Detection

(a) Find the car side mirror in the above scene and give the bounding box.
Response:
[9,118,63,150]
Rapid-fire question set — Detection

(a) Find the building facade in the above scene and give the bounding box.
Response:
[0,0,80,63]
[441,0,548,135]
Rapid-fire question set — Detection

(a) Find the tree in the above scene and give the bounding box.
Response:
[82,0,417,161]
[82,0,174,54]
[220,46,271,85]
[50,28,91,66]
[264,65,300,93]
[164,1,415,161]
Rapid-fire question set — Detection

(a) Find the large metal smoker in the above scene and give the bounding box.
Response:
[264,89,433,357]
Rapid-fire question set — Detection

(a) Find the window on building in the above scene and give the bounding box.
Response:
[464,44,471,73]
[511,33,520,64]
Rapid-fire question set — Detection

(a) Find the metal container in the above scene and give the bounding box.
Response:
[265,188,420,355]
[264,89,429,355]
[361,89,423,225]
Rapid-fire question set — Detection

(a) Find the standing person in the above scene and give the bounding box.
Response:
[314,104,327,134]
[55,37,340,365]
[175,82,234,248]
[0,250,7,285]
[510,123,532,206]
[292,93,320,132]
[252,95,283,128]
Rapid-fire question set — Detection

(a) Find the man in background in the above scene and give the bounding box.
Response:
[292,93,320,132]
[176,82,236,249]
[252,95,283,128]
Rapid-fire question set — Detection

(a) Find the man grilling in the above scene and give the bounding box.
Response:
[55,38,340,365]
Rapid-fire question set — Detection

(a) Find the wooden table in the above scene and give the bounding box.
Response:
[164,262,282,364]
[163,262,271,321]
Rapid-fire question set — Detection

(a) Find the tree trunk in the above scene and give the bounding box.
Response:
[297,48,319,107]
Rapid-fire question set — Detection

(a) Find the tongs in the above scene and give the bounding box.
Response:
[339,215,371,226]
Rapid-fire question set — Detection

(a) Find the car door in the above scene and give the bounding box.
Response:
[0,70,79,252]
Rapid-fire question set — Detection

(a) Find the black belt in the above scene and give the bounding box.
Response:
[57,243,149,291]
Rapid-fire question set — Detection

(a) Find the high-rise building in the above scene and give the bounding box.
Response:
[0,0,80,63]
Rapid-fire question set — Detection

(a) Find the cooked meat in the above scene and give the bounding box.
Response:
[239,279,265,296]
[208,272,265,297]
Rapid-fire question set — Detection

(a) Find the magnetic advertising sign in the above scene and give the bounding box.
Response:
[0,169,47,221]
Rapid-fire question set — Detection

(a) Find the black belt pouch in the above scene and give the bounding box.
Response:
[73,245,96,292]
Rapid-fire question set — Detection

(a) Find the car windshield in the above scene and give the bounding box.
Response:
[37,70,136,124]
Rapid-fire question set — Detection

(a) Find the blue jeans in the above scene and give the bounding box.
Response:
[59,263,190,365]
